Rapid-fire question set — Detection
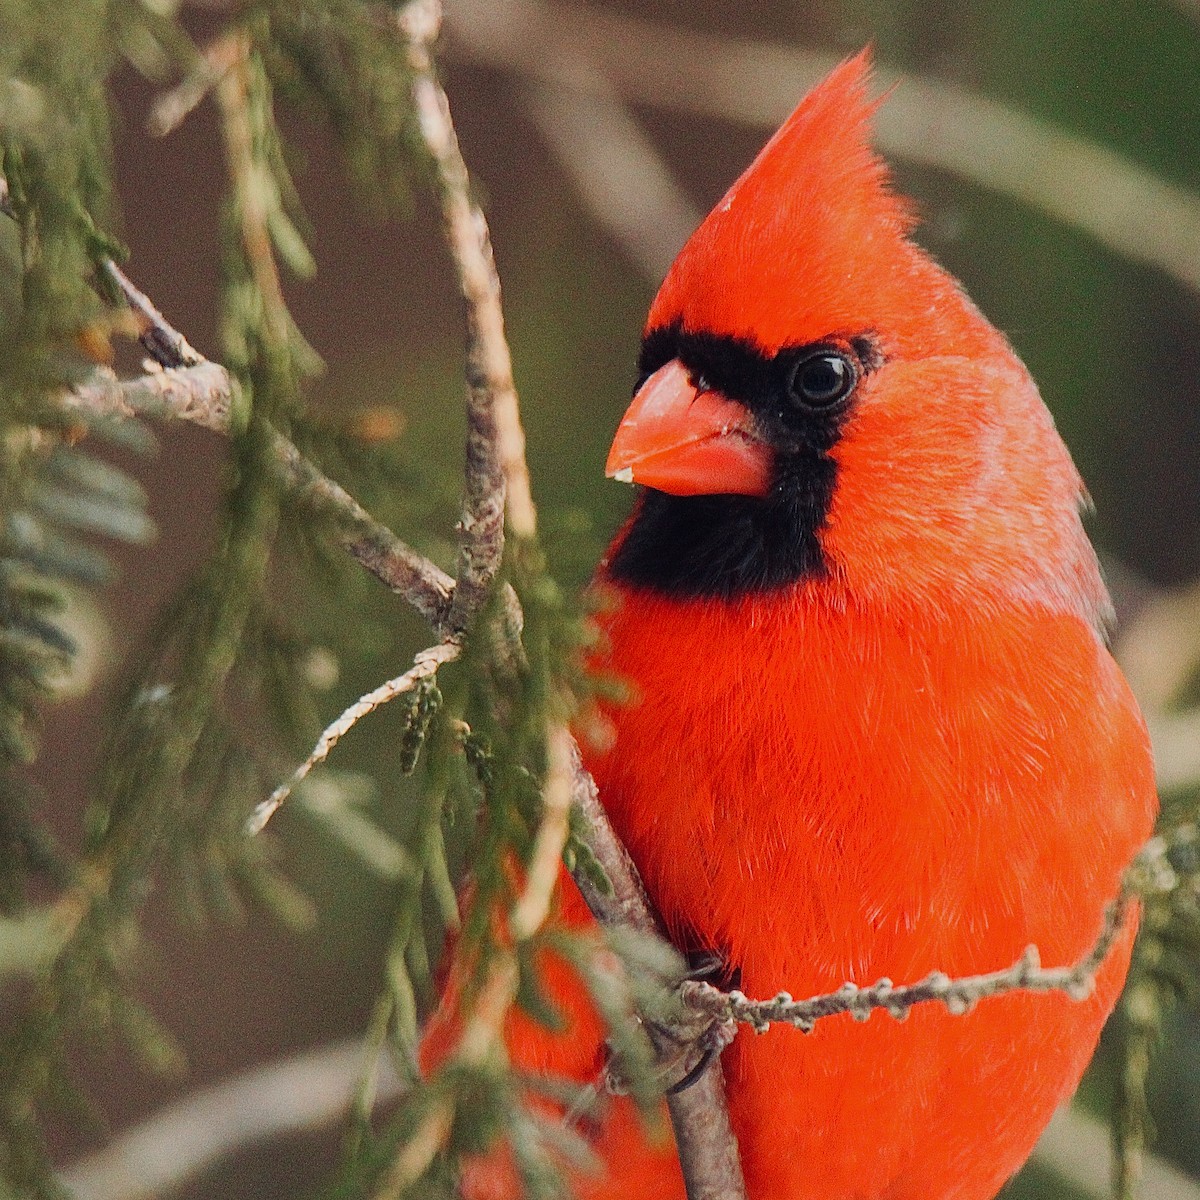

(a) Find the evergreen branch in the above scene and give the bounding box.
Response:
[247,638,460,834]
[215,30,295,352]
[371,726,576,1200]
[365,6,578,1191]
[66,268,456,627]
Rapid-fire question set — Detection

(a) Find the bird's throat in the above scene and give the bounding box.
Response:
[605,451,836,599]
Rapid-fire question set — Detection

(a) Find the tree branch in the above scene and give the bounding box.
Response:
[682,833,1185,1038]
[685,903,1131,1034]
[67,361,233,432]
[399,0,512,630]
[79,264,457,629]
[247,639,461,835]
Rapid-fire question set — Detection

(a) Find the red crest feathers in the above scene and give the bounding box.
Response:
[647,50,968,358]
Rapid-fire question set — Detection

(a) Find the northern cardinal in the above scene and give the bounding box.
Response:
[429,49,1157,1200]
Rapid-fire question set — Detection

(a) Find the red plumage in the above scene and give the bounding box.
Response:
[431,49,1157,1200]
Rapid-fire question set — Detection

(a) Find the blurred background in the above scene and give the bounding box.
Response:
[36,0,1200,1197]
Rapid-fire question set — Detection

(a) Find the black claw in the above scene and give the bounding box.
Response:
[666,1041,721,1094]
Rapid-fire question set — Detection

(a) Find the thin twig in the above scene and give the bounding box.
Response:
[246,639,461,835]
[683,837,1180,1035]
[566,740,659,937]
[66,361,233,433]
[399,0,536,548]
[99,261,204,369]
[400,0,511,630]
[269,436,455,629]
[102,213,455,626]
[686,905,1129,1033]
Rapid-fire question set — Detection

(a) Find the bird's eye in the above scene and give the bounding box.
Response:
[786,350,857,410]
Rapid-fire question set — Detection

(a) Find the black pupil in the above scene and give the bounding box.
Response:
[794,354,849,406]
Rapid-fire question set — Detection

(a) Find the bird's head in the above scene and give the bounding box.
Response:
[605,50,1108,627]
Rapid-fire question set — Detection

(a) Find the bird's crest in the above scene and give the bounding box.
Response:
[647,50,920,354]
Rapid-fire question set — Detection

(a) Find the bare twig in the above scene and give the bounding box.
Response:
[270,436,455,629]
[247,639,461,835]
[683,837,1180,1036]
[99,261,204,369]
[566,740,659,937]
[67,361,234,433]
[447,0,1200,294]
[686,909,1127,1033]
[400,0,512,631]
[403,7,535,548]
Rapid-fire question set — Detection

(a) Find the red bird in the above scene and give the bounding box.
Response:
[436,50,1158,1200]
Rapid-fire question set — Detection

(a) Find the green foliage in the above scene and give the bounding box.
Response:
[264,0,420,211]
[0,0,169,930]
[0,6,340,1194]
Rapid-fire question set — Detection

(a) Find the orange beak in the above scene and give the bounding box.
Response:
[605,360,772,497]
